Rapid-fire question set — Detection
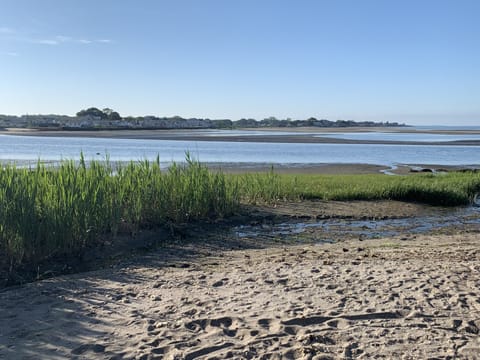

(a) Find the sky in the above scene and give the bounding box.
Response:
[1,0,479,125]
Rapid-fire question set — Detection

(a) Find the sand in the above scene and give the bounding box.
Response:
[1,231,479,359]
[206,163,390,175]
[2,127,480,146]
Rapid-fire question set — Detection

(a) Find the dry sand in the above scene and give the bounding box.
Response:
[1,231,479,359]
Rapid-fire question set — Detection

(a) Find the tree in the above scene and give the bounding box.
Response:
[107,111,121,120]
[76,107,106,119]
[76,107,122,120]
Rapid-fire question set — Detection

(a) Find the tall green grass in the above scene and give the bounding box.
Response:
[0,155,238,270]
[1,157,479,273]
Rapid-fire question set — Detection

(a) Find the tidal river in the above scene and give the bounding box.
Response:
[0,132,479,168]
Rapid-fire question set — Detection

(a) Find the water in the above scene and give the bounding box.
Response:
[315,132,480,142]
[0,133,479,167]
[413,125,480,131]
[234,207,480,241]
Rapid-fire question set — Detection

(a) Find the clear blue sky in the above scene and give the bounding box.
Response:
[1,0,479,125]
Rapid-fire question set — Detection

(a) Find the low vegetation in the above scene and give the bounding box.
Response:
[1,158,479,274]
[239,171,480,206]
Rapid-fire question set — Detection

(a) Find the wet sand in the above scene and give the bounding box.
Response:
[1,127,479,175]
[207,163,479,175]
[1,232,479,359]
[2,127,480,146]
[206,163,389,175]
[0,158,473,176]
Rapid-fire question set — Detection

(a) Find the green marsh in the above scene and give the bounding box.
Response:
[1,158,479,272]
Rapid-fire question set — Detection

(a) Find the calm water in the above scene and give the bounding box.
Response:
[413,125,480,131]
[182,128,480,143]
[0,134,479,167]
[316,132,480,142]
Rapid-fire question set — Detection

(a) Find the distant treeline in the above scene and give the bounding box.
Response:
[226,117,404,129]
[0,107,406,130]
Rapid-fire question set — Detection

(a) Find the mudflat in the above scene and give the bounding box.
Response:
[1,200,479,359]
[2,127,480,146]
[2,126,479,175]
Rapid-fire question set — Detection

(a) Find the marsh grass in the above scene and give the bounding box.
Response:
[1,158,479,272]
[236,172,480,206]
[0,155,238,270]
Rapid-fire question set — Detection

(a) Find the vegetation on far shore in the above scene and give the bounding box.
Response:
[0,107,406,130]
[1,157,479,276]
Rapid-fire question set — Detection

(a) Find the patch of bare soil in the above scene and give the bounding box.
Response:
[252,200,441,219]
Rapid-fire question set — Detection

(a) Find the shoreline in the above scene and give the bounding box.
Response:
[1,159,477,175]
[206,162,480,175]
[2,127,480,146]
[1,127,479,174]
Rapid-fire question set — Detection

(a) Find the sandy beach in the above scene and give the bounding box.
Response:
[1,234,479,359]
[1,199,479,359]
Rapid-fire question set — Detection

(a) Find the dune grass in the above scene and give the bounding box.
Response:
[0,158,479,272]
